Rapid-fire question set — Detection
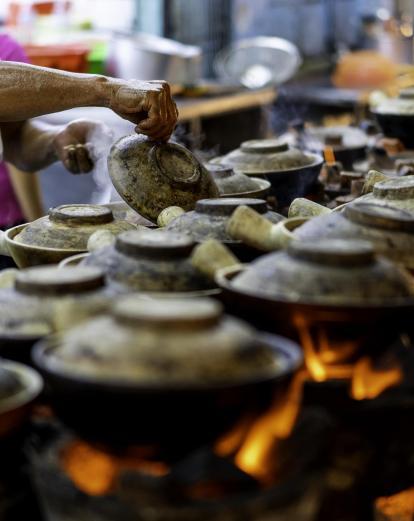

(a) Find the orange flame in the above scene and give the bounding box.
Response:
[324,146,336,165]
[375,488,414,519]
[227,371,306,483]
[351,356,403,401]
[296,317,403,400]
[61,441,169,496]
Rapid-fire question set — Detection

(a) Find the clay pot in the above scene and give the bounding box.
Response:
[0,266,114,363]
[231,239,413,305]
[33,295,302,452]
[302,126,368,170]
[108,134,219,222]
[0,360,43,440]
[81,228,215,295]
[214,139,323,209]
[205,164,271,198]
[372,92,414,148]
[0,204,135,268]
[162,198,283,262]
[215,239,414,366]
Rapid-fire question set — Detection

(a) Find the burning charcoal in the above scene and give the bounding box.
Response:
[375,489,414,521]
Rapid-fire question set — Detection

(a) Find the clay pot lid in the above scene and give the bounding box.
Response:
[195,198,268,216]
[219,139,315,174]
[305,126,367,150]
[240,139,289,154]
[114,296,222,328]
[116,229,195,258]
[49,205,114,225]
[345,202,414,233]
[205,164,264,195]
[288,239,375,267]
[373,176,414,200]
[151,142,202,186]
[15,266,105,296]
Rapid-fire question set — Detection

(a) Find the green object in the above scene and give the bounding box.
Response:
[87,42,108,75]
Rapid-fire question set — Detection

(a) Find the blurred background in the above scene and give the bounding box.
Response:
[1,0,413,208]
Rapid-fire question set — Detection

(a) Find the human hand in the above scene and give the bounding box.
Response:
[109,80,178,141]
[53,119,99,174]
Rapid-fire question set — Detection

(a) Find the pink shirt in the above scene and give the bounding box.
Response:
[0,34,28,227]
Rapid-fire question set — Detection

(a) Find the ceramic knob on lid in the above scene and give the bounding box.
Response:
[115,229,195,259]
[373,176,414,201]
[288,239,375,267]
[49,205,114,225]
[240,139,290,154]
[114,296,222,329]
[15,266,105,296]
[344,203,414,233]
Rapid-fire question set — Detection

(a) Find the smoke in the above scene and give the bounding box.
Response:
[85,121,120,205]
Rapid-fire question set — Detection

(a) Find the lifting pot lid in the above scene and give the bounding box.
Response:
[218,139,316,174]
[13,204,133,251]
[108,135,219,222]
[231,238,414,305]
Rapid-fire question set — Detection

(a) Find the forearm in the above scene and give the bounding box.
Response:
[2,120,60,172]
[0,62,117,121]
[7,164,44,221]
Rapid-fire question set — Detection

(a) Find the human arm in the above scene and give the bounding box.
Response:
[0,62,178,140]
[7,164,44,221]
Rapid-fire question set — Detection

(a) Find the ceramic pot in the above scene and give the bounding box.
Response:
[163,198,283,262]
[0,266,114,363]
[302,126,368,170]
[33,295,302,454]
[0,204,135,268]
[372,91,414,148]
[214,139,323,209]
[215,239,414,367]
[81,228,216,295]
